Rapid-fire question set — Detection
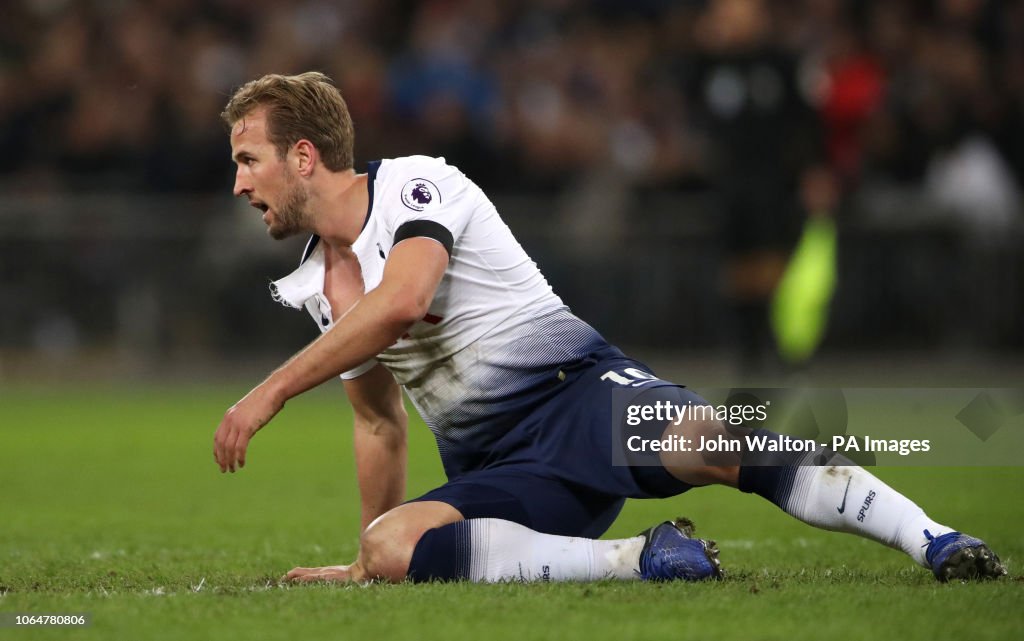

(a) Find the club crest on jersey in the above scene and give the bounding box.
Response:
[401,178,440,211]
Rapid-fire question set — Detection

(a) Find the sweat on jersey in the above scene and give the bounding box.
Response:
[270,156,612,478]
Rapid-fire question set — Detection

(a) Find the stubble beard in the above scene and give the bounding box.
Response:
[268,177,313,241]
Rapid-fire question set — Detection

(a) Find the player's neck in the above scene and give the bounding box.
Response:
[311,170,368,249]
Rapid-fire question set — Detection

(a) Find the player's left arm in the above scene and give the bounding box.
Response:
[213,237,448,473]
[345,363,408,531]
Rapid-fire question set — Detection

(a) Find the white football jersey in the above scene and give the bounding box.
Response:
[271,156,611,475]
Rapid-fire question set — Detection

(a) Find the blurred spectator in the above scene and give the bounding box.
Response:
[675,0,825,373]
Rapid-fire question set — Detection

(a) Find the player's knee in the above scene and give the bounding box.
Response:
[660,416,741,486]
[357,521,422,582]
[673,415,736,455]
[678,415,725,440]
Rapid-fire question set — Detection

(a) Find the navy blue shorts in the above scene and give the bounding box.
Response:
[409,354,706,539]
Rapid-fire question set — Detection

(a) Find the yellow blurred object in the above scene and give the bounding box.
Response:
[771,215,837,363]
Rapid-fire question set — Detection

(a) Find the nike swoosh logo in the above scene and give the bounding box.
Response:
[837,477,852,514]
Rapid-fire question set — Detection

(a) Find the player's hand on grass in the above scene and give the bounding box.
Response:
[284,564,361,583]
[214,384,285,473]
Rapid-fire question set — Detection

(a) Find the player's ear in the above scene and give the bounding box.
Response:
[292,139,316,177]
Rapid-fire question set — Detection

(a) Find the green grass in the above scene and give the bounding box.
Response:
[1,384,1022,641]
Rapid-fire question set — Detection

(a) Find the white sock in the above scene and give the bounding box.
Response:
[781,464,951,566]
[423,518,645,582]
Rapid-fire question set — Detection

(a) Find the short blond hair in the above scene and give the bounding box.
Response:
[222,71,354,171]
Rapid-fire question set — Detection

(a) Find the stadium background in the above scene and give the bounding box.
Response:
[2,0,1023,381]
[1,1,1022,640]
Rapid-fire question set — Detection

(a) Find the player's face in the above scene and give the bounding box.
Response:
[230,108,312,240]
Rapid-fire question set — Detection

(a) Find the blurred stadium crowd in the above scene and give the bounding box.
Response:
[1,0,1022,375]
[2,0,1022,204]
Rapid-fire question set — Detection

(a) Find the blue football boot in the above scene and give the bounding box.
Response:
[638,518,723,581]
[924,529,1006,582]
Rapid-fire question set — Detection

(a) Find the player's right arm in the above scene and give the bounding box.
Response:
[344,363,408,532]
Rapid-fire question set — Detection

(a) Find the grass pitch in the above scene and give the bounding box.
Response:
[1,384,1022,641]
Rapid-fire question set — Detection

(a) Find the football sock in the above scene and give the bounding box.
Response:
[738,429,949,567]
[407,518,645,582]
